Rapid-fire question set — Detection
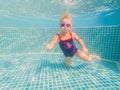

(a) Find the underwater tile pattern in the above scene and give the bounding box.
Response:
[73,26,120,61]
[0,54,120,90]
[0,26,120,89]
[0,26,120,61]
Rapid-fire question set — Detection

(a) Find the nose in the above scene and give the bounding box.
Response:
[64,25,67,28]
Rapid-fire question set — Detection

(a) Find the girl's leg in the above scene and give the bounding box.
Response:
[75,50,100,61]
[65,57,71,67]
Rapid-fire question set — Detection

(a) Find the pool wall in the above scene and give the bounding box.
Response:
[0,25,120,61]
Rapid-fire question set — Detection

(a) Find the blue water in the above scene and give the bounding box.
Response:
[0,26,120,61]
[0,0,120,89]
[0,26,120,90]
[0,0,120,27]
[0,54,120,90]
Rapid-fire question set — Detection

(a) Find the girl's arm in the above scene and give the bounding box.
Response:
[45,35,58,50]
[72,32,88,54]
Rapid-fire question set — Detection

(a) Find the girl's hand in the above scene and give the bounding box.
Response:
[45,44,51,50]
[82,47,88,55]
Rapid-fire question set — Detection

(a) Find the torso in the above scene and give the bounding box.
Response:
[56,31,77,57]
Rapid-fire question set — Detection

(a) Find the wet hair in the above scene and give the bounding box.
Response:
[60,12,72,24]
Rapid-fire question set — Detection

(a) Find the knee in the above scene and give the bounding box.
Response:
[86,57,91,61]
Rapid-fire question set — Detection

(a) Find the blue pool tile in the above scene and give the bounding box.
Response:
[0,54,120,90]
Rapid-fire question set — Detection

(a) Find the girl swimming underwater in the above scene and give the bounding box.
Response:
[45,12,100,66]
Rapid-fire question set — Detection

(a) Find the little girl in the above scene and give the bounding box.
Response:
[45,12,100,66]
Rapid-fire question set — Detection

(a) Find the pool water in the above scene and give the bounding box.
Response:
[0,26,120,90]
[0,54,120,90]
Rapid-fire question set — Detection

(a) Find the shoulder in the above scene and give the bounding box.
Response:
[52,34,60,41]
[70,32,78,38]
[54,34,59,39]
[51,34,59,40]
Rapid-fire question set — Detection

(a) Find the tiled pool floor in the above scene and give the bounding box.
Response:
[0,54,120,90]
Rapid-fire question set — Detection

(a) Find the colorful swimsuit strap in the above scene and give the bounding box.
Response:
[56,32,72,41]
[69,32,72,39]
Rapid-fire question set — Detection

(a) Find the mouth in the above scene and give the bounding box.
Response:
[61,28,68,31]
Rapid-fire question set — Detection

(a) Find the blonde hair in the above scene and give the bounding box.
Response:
[60,12,72,24]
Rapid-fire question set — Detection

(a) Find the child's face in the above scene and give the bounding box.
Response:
[60,18,71,33]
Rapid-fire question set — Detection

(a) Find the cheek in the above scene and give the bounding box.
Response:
[60,26,64,29]
[67,27,71,30]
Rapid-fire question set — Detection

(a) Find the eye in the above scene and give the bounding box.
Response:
[61,24,65,27]
[66,24,71,27]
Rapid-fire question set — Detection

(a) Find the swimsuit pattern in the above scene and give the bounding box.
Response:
[57,32,78,57]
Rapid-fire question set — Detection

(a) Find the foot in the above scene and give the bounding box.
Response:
[92,55,101,60]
